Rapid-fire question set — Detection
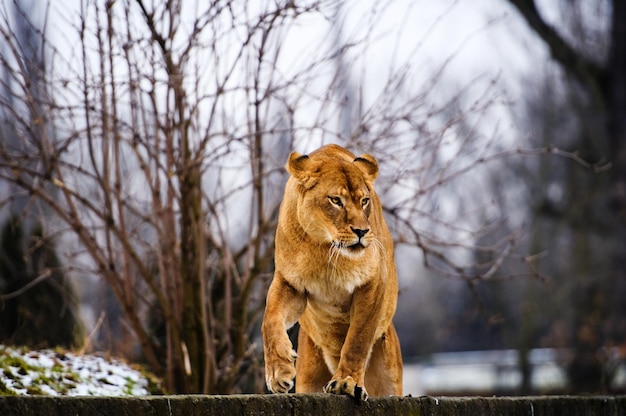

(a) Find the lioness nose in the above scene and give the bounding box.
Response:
[351,227,369,239]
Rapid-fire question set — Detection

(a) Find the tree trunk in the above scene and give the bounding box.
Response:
[507,0,626,392]
[606,0,626,370]
[179,162,209,393]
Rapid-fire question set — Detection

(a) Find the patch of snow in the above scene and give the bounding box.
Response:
[0,345,157,396]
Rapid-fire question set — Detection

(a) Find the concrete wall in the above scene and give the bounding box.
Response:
[1,394,625,416]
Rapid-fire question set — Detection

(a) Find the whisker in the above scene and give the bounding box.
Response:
[368,236,381,253]
[327,243,335,272]
[327,242,341,279]
[370,237,389,276]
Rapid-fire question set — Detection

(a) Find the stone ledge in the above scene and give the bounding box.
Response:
[1,394,625,416]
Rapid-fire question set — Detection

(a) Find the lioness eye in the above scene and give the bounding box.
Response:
[329,196,342,207]
[361,198,369,207]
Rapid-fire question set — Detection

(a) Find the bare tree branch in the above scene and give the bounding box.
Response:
[506,0,608,97]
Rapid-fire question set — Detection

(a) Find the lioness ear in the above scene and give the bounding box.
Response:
[286,152,319,188]
[354,154,378,181]
[286,152,309,176]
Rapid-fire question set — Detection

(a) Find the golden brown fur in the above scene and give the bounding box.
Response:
[262,144,402,400]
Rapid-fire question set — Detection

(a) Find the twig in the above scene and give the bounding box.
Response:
[0,269,52,300]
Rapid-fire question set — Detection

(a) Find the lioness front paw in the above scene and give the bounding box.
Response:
[265,347,297,393]
[324,376,368,401]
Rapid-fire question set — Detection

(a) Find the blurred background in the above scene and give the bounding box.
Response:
[0,0,624,395]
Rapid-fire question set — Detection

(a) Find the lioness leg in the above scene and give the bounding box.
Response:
[364,325,403,396]
[295,326,332,393]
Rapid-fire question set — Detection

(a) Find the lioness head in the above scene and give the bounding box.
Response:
[286,145,379,258]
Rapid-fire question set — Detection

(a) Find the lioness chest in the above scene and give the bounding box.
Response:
[284,258,373,305]
[289,266,372,353]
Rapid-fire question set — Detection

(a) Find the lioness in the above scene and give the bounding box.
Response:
[262,144,402,400]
